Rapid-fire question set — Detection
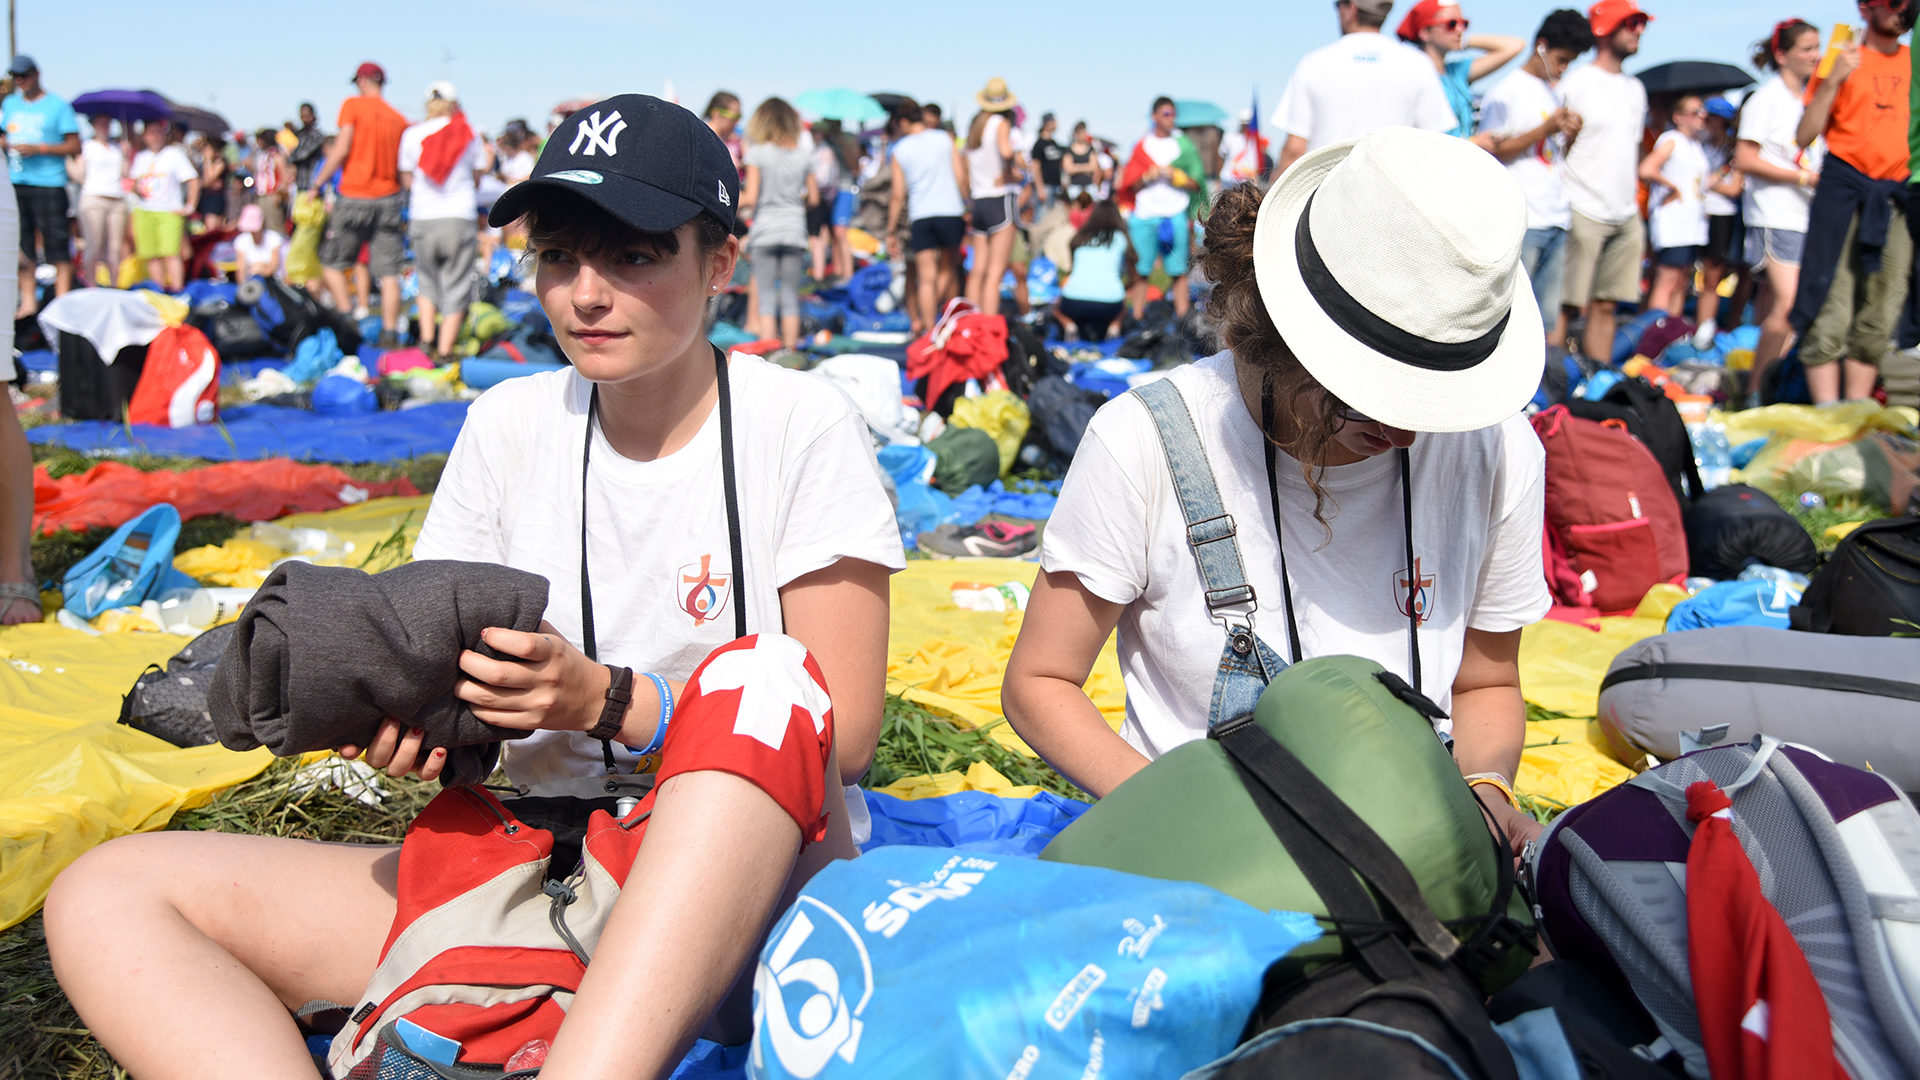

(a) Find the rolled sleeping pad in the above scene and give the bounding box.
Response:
[460,356,567,390]
[1598,625,1920,792]
[1041,655,1534,993]
[235,277,266,308]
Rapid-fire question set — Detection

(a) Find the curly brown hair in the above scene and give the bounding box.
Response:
[1198,181,1350,534]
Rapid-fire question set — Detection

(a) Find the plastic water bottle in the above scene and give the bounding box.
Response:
[950,581,1031,613]
[1736,565,1810,588]
[1687,421,1732,491]
[156,587,257,632]
[1798,491,1827,512]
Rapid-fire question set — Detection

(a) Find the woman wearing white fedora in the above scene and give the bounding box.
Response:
[1005,127,1551,850]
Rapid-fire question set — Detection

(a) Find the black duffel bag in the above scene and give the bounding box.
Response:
[1792,514,1920,636]
[1189,717,1524,1080]
[119,623,237,747]
[1683,483,1817,580]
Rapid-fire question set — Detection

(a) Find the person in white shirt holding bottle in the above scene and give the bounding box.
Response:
[1736,18,1823,402]
[1478,9,1596,348]
[69,113,128,288]
[1640,96,1713,316]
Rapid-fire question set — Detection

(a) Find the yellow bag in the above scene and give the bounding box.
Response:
[285,192,327,286]
[948,390,1031,477]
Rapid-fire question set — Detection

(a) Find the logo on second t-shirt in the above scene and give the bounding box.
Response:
[1394,557,1436,624]
[679,554,733,627]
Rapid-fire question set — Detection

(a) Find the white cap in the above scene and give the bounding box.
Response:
[426,79,458,104]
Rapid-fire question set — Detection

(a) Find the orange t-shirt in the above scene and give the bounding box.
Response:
[337,95,409,200]
[1806,44,1911,181]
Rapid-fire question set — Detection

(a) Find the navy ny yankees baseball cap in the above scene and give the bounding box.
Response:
[488,94,738,232]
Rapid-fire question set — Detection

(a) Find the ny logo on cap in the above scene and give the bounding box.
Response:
[569,110,627,157]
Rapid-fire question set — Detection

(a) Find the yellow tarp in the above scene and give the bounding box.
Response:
[0,624,274,929]
[1517,585,1685,721]
[872,761,1045,801]
[886,559,1127,754]
[0,496,429,929]
[1519,718,1636,811]
[1719,401,1917,447]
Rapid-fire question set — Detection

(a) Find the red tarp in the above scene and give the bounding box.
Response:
[33,459,420,534]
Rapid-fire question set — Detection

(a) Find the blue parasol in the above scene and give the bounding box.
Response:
[794,89,888,127]
[1173,100,1229,129]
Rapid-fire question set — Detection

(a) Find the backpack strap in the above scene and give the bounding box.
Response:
[1130,378,1257,625]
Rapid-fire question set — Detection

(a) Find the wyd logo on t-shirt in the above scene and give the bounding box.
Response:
[1394,558,1436,624]
[679,554,733,626]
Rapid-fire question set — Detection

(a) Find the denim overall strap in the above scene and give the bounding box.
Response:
[1130,379,1287,730]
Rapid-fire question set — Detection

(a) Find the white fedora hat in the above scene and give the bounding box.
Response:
[1251,127,1543,434]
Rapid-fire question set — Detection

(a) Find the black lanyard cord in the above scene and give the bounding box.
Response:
[1261,387,1421,693]
[580,344,748,768]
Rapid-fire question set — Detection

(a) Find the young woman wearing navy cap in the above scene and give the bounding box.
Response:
[46,94,903,1080]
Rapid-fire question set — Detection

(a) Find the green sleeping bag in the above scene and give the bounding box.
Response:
[1041,654,1534,992]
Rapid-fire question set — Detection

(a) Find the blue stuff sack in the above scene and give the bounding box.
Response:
[311,374,378,415]
[1666,577,1802,632]
[846,264,892,315]
[62,502,199,619]
[283,328,343,384]
[748,846,1320,1080]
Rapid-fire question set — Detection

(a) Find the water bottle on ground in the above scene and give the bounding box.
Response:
[156,587,258,632]
[1687,421,1732,491]
[950,580,1031,613]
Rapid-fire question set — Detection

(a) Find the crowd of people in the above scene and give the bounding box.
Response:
[9,2,1920,1078]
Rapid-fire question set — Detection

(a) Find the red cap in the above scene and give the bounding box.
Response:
[1589,0,1652,38]
[1396,0,1459,43]
[351,61,386,85]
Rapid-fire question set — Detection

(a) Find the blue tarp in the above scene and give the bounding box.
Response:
[860,788,1090,857]
[27,401,469,463]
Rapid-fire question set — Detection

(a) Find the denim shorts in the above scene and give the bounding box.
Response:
[1744,227,1806,269]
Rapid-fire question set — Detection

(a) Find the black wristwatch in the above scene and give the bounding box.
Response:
[586,665,634,742]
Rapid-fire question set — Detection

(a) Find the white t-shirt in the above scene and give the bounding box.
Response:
[893,129,965,221]
[413,357,906,789]
[234,229,286,274]
[129,145,198,213]
[79,138,126,200]
[1648,130,1710,251]
[399,116,485,222]
[1273,32,1456,155]
[1739,75,1822,232]
[1702,142,1737,217]
[1478,70,1570,230]
[501,150,536,184]
[967,113,1013,198]
[1040,353,1550,759]
[1131,134,1191,219]
[1558,64,1649,224]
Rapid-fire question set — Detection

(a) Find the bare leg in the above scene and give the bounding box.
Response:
[1807,360,1841,404]
[0,395,36,625]
[1647,266,1685,316]
[1169,273,1191,317]
[435,306,465,358]
[779,314,801,350]
[913,248,940,331]
[417,295,440,351]
[379,276,402,336]
[1696,259,1726,329]
[354,266,372,316]
[1843,356,1881,400]
[832,225,853,281]
[45,832,399,1079]
[163,254,185,293]
[16,264,34,317]
[1750,259,1799,402]
[323,266,352,313]
[1583,300,1617,366]
[52,260,72,297]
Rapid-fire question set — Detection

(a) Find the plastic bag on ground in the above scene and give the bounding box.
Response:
[948,390,1031,477]
[749,845,1320,1080]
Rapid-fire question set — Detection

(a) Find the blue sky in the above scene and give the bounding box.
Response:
[23,1,1890,142]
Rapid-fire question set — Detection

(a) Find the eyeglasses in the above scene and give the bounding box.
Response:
[1331,398,1375,426]
[711,108,740,121]
[1677,107,1707,118]
[1621,14,1650,30]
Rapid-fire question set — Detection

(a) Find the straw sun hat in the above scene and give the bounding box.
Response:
[1251,127,1543,434]
[975,78,1017,113]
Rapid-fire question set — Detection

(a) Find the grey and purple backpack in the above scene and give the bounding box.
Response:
[1529,734,1920,1079]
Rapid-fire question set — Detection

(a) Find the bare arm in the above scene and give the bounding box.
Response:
[315,123,354,191]
[804,170,820,209]
[1798,43,1857,148]
[1003,570,1147,798]
[885,155,904,238]
[780,558,891,783]
[1734,140,1811,186]
[1271,134,1308,181]
[1466,35,1527,82]
[739,162,761,214]
[1487,112,1565,163]
[1449,627,1541,853]
[952,144,970,202]
[181,177,201,216]
[1636,138,1675,187]
[53,131,81,158]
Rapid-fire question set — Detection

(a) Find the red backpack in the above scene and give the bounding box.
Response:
[1530,405,1688,612]
[128,324,220,427]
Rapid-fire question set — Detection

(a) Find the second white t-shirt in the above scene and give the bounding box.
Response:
[1131,134,1190,219]
[1040,352,1551,759]
[234,229,286,273]
[413,355,907,789]
[1738,75,1822,232]
[399,116,485,222]
[1648,130,1709,251]
[1273,32,1456,155]
[1558,63,1649,224]
[1478,69,1571,231]
[129,145,198,213]
[79,138,126,200]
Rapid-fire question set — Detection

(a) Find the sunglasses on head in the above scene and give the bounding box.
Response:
[1864,0,1909,10]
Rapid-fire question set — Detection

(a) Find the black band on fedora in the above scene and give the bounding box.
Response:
[1294,193,1509,373]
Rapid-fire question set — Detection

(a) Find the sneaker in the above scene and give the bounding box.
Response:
[916,521,1039,559]
[1691,319,1718,351]
[377,330,404,349]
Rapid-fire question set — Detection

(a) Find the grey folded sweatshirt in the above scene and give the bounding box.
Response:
[209,559,551,786]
